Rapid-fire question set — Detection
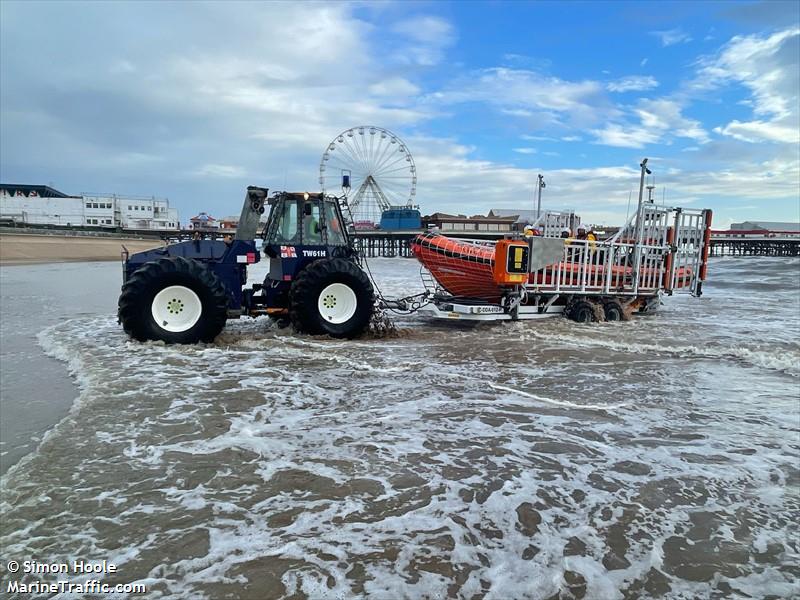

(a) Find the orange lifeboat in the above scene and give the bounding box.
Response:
[410,233,501,301]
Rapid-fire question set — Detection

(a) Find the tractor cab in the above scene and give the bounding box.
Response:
[261,192,353,285]
[262,192,349,251]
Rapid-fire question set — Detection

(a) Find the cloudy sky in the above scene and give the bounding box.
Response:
[1,0,798,226]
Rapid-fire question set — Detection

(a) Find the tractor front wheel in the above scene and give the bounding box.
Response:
[289,258,374,338]
[118,257,229,344]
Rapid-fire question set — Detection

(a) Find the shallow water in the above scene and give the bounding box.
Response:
[1,256,799,599]
[0,262,119,473]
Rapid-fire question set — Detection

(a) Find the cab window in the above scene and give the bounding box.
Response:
[303,202,323,245]
[324,201,346,245]
[266,201,298,244]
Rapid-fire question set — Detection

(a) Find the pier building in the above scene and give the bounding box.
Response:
[0,183,179,231]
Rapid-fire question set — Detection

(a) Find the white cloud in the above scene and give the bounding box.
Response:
[190,164,247,178]
[0,2,439,198]
[695,27,799,144]
[368,77,420,98]
[521,135,559,142]
[651,28,693,47]
[408,135,797,224]
[607,75,659,93]
[713,120,799,144]
[591,98,708,148]
[637,99,708,141]
[391,16,456,66]
[392,15,455,44]
[429,67,610,128]
[501,108,534,117]
[591,124,659,149]
[696,27,799,118]
[640,58,649,67]
[669,156,799,198]
[409,136,645,221]
[512,147,537,154]
[518,134,582,143]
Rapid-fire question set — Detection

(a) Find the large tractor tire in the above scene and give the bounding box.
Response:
[118,257,229,344]
[289,258,374,338]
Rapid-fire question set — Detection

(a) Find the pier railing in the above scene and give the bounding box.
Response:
[351,231,417,258]
[709,237,799,256]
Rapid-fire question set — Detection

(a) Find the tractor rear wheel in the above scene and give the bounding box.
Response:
[118,257,229,344]
[289,258,374,338]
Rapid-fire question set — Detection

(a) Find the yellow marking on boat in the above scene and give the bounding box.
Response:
[514,247,524,270]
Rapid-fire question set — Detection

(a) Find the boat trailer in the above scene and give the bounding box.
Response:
[409,161,712,324]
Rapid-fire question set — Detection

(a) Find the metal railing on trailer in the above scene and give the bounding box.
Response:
[527,204,711,298]
[528,210,581,238]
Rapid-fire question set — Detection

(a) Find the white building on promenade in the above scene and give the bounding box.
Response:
[0,184,179,231]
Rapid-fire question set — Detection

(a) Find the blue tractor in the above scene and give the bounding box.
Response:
[118,187,374,343]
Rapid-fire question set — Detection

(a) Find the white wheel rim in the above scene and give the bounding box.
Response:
[151,285,202,333]
[318,283,357,324]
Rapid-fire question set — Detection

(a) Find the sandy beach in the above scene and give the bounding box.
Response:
[0,233,164,265]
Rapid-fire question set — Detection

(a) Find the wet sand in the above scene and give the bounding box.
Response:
[0,233,163,265]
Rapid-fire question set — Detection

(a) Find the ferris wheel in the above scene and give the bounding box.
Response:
[319,126,417,226]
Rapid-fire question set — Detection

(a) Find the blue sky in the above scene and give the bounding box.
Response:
[1,0,798,227]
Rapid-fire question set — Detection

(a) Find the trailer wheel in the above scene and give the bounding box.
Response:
[290,258,374,338]
[603,299,625,322]
[118,257,229,344]
[567,300,596,323]
[268,313,291,328]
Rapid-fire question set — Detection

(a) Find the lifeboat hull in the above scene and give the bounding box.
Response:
[410,233,500,301]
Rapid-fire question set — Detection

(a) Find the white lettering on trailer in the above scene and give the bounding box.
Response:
[302,250,327,257]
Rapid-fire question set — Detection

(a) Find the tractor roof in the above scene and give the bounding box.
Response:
[268,192,326,204]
